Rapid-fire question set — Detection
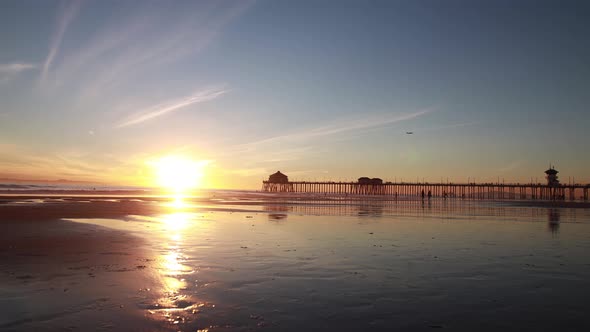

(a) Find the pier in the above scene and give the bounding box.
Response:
[261,169,590,201]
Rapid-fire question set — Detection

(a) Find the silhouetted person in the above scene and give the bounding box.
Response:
[428,190,432,200]
[421,190,425,200]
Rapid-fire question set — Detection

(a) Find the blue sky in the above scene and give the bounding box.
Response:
[0,0,589,188]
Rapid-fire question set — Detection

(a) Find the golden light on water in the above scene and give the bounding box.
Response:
[162,212,191,232]
[154,202,214,316]
[158,212,193,307]
[170,194,188,210]
[162,250,186,276]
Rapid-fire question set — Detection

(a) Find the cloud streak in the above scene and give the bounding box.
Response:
[418,121,479,132]
[0,63,37,81]
[239,107,435,149]
[499,160,524,173]
[116,87,227,128]
[47,0,253,100]
[0,63,36,74]
[41,0,81,82]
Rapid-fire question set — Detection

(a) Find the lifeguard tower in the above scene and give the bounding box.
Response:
[545,165,560,187]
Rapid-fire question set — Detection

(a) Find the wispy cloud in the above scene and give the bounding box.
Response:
[418,121,479,132]
[0,144,107,182]
[116,87,227,128]
[215,146,312,176]
[239,107,435,149]
[217,108,434,177]
[41,0,81,82]
[47,0,253,99]
[0,63,36,74]
[225,167,269,177]
[499,160,524,172]
[0,63,37,81]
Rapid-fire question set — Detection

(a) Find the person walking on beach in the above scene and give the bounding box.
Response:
[428,190,432,200]
[421,190,425,200]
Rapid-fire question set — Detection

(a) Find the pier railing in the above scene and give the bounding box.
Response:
[261,181,590,201]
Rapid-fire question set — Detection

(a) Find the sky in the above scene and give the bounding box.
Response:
[0,0,589,189]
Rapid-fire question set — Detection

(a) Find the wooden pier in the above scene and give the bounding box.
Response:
[262,181,590,201]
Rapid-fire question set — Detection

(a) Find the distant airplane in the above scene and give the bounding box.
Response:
[406,131,413,134]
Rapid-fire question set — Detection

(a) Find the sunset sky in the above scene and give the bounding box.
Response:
[1,0,589,189]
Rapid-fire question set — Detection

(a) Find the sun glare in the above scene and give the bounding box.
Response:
[154,156,205,193]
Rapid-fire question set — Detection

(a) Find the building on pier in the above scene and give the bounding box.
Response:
[371,178,383,185]
[269,171,288,183]
[262,171,292,192]
[356,177,384,194]
[358,177,371,184]
[357,177,383,185]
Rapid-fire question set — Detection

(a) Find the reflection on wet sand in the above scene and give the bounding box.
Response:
[261,199,580,223]
[268,213,288,221]
[548,209,561,234]
[151,211,204,327]
[264,205,289,221]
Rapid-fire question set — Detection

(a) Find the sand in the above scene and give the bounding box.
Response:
[0,202,169,331]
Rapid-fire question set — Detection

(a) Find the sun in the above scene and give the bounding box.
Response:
[154,156,206,193]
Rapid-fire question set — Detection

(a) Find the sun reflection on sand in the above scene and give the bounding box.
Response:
[162,250,186,276]
[150,204,214,328]
[165,194,190,209]
[159,212,192,291]
[163,211,190,233]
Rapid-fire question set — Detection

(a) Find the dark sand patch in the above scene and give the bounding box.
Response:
[0,199,162,222]
[0,216,169,331]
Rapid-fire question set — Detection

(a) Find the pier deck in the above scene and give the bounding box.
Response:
[262,181,590,201]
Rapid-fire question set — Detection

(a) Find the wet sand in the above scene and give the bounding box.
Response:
[0,216,171,331]
[499,200,590,208]
[2,195,590,331]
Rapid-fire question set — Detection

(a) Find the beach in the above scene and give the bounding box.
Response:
[2,193,590,331]
[0,199,164,331]
[3,0,590,330]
